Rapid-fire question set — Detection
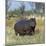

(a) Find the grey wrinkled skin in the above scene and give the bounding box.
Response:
[14,18,36,36]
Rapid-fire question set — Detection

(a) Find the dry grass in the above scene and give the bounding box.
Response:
[6,16,45,46]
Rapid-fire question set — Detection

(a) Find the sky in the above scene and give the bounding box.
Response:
[8,0,36,11]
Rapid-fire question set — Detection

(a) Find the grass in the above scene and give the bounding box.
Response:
[6,16,45,46]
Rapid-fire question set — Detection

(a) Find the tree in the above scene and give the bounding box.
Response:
[6,0,12,12]
[6,0,14,19]
[18,2,26,19]
[29,2,36,15]
[35,2,45,14]
[19,2,25,16]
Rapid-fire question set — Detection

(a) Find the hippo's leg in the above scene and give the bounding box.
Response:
[29,27,33,35]
[31,26,35,32]
[15,32,19,36]
[29,30,34,35]
[31,26,35,35]
[19,32,25,36]
[32,26,35,33]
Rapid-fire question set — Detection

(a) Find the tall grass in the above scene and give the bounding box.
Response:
[6,16,45,46]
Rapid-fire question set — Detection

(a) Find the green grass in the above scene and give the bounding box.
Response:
[6,16,45,46]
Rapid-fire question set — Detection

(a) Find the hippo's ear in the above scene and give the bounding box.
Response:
[30,18,35,20]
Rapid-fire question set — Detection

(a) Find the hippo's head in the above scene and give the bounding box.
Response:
[29,18,36,27]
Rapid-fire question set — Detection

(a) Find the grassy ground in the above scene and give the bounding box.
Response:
[6,16,45,46]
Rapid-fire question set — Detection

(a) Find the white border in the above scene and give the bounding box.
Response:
[0,0,5,46]
[0,0,46,46]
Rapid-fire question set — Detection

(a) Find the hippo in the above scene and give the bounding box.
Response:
[14,18,36,36]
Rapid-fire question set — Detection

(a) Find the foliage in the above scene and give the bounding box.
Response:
[6,1,45,19]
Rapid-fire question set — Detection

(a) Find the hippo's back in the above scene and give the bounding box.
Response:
[14,19,27,32]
